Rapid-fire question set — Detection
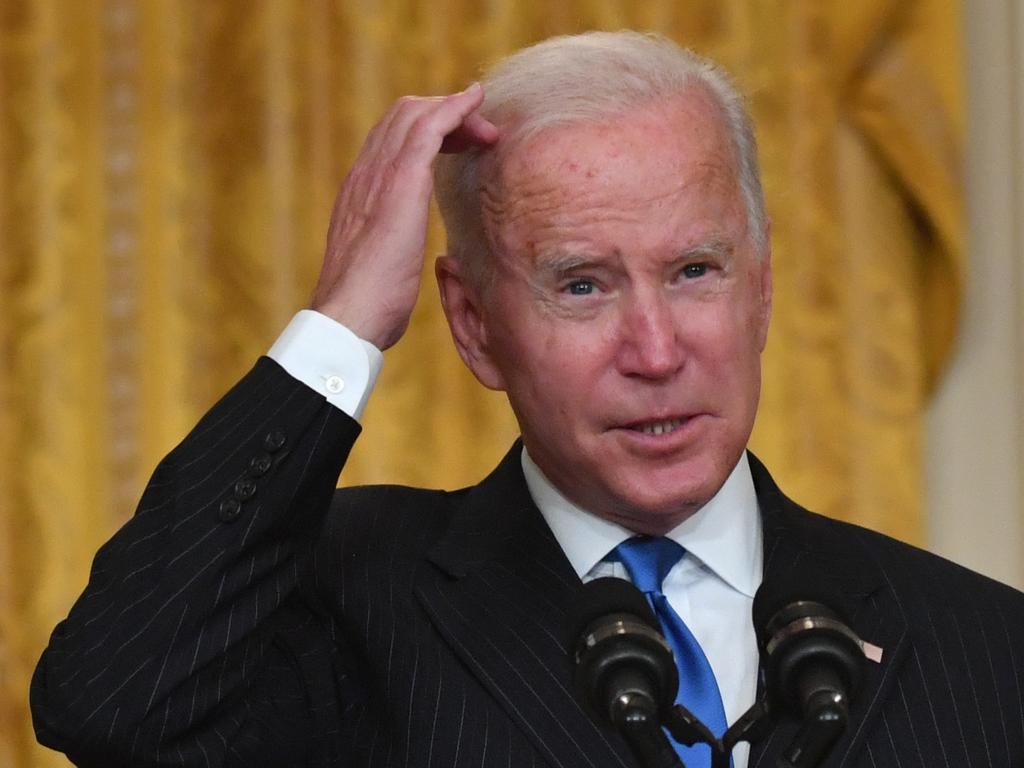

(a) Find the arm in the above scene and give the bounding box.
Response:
[30,85,498,767]
[32,358,358,767]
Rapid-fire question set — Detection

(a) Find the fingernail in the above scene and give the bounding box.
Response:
[464,81,481,94]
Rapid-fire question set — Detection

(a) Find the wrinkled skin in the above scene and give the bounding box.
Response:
[438,88,772,534]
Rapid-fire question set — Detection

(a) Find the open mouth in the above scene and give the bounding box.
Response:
[629,417,687,436]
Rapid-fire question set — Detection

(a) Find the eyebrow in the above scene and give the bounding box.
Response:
[677,238,734,260]
[535,251,608,276]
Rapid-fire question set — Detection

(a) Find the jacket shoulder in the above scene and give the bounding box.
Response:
[781,493,1024,634]
[750,452,1024,632]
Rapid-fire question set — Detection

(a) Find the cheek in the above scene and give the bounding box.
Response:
[490,322,559,400]
[508,330,609,420]
[692,307,763,380]
[712,279,769,353]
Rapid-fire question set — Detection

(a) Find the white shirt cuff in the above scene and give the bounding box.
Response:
[267,310,383,422]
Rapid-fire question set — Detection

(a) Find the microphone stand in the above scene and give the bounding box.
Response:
[615,696,773,768]
[775,684,849,768]
[655,692,846,768]
[610,689,686,768]
[661,698,772,768]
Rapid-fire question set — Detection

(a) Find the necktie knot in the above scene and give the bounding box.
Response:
[610,536,685,594]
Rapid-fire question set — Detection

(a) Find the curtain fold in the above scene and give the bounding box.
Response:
[0,2,962,765]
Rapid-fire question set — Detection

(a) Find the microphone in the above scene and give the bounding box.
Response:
[753,583,866,768]
[570,577,682,768]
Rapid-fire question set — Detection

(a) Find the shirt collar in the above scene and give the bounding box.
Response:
[521,449,762,598]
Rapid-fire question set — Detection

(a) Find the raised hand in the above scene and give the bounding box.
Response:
[310,83,498,350]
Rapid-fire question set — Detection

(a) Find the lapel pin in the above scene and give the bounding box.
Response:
[861,640,884,663]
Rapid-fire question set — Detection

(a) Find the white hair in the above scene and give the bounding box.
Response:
[433,30,768,289]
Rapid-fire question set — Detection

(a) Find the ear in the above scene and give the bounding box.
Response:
[435,255,508,391]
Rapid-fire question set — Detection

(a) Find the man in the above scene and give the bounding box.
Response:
[31,31,1024,768]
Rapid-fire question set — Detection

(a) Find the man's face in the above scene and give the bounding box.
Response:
[463,89,771,534]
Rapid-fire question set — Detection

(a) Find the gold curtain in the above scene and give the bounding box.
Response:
[0,1,961,766]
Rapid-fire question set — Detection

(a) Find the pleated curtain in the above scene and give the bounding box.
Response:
[0,2,961,765]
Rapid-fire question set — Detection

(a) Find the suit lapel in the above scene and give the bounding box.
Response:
[747,454,912,768]
[416,443,636,768]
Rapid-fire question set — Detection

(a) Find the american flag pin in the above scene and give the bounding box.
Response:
[861,641,884,663]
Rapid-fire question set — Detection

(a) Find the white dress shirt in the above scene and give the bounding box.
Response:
[269,310,763,767]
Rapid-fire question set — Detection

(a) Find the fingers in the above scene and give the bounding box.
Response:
[372,84,496,166]
[461,110,500,141]
[375,95,446,150]
[440,110,499,153]
[406,83,494,154]
[357,93,445,171]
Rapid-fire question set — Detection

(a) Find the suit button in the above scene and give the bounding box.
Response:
[218,498,242,522]
[263,429,287,452]
[234,478,257,500]
[248,454,272,477]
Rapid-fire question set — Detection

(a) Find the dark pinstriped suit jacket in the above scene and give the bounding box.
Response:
[32,357,1024,767]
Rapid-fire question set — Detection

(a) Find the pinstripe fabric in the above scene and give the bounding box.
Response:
[748,458,1024,768]
[31,359,1024,767]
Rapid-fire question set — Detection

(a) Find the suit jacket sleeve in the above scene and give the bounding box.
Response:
[31,357,360,767]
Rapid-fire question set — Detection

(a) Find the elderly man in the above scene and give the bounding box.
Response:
[32,31,1024,768]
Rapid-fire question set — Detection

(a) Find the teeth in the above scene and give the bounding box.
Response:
[638,418,684,435]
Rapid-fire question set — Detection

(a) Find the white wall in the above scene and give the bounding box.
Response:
[927,0,1024,590]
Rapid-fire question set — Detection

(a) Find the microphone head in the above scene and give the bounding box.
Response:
[569,578,678,724]
[752,580,865,714]
[568,576,660,643]
[752,574,855,647]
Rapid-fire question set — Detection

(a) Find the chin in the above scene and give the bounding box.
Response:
[602,464,728,532]
[609,505,697,536]
[602,485,711,534]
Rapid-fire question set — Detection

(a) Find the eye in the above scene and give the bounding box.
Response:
[681,263,708,279]
[565,279,596,295]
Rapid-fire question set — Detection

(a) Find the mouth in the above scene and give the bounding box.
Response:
[616,415,698,437]
[607,413,708,457]
[629,417,687,436]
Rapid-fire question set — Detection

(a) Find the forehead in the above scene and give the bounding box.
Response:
[479,88,743,250]
[503,87,731,173]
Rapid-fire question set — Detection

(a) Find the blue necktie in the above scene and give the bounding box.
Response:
[611,537,729,768]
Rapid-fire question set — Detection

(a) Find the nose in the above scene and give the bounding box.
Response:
[616,291,684,380]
